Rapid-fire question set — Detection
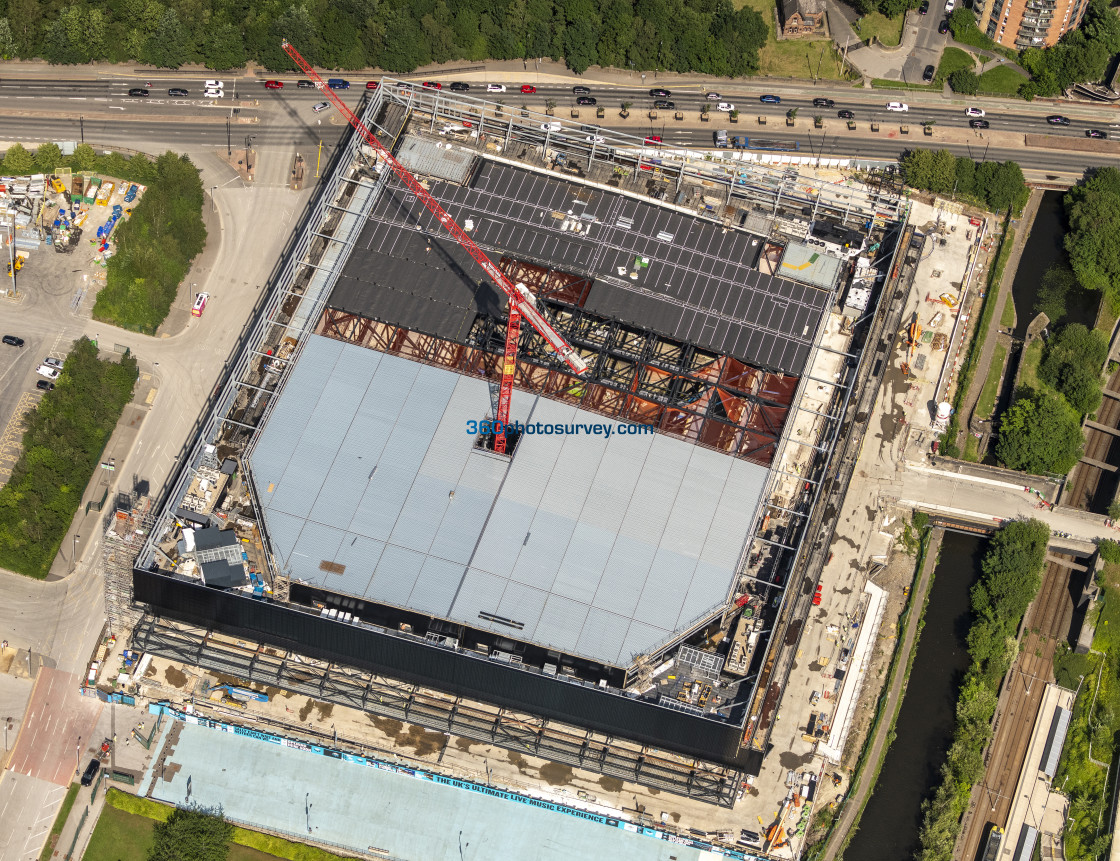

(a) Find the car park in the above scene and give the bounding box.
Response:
[885,101,909,111]
[717,102,734,112]
[450,82,470,91]
[654,100,674,109]
[312,101,330,112]
[297,80,317,88]
[919,0,929,11]
[649,88,670,97]
[365,81,379,90]
[191,292,210,317]
[128,88,149,97]
[938,18,950,32]
[576,96,596,106]
[36,365,60,380]
[520,84,536,94]
[422,81,441,89]
[168,87,188,97]
[922,64,935,82]
[965,107,985,117]
[706,92,721,100]
[969,119,990,129]
[838,109,855,119]
[327,78,350,89]
[264,80,283,89]
[80,759,100,786]
[572,86,591,95]
[812,97,835,108]
[540,121,562,132]
[1047,114,1070,125]
[36,380,54,391]
[1086,129,1108,138]
[2,335,24,347]
[487,84,506,93]
[759,94,781,103]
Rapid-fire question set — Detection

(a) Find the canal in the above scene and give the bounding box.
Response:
[842,531,984,861]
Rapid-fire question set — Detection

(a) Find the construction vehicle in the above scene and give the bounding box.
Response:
[6,255,24,277]
[280,40,588,453]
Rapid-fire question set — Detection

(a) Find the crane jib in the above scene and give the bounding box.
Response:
[281,39,588,377]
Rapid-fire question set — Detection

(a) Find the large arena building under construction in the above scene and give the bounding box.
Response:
[127,84,910,806]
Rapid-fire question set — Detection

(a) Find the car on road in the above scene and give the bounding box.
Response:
[312,101,330,112]
[1046,114,1070,125]
[938,18,950,32]
[540,121,562,132]
[168,87,188,97]
[264,80,283,89]
[1086,129,1109,138]
[572,86,591,95]
[885,101,909,111]
[36,365,60,380]
[2,335,24,347]
[944,0,955,10]
[576,96,597,106]
[297,80,317,88]
[759,94,781,103]
[487,84,506,93]
[206,79,224,89]
[397,81,411,89]
[644,135,662,144]
[43,357,63,370]
[922,64,936,82]
[326,78,350,89]
[422,81,442,89]
[204,87,222,98]
[36,380,54,391]
[965,107,985,117]
[128,88,149,97]
[585,135,605,143]
[654,99,675,109]
[717,101,735,112]
[191,292,210,317]
[365,81,379,90]
[919,0,929,11]
[520,84,536,94]
[450,82,470,91]
[649,88,671,97]
[706,92,721,100]
[838,109,855,119]
[813,97,835,108]
[80,759,100,787]
[969,119,990,129]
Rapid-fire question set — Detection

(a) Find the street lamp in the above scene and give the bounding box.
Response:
[226,118,231,156]
[70,534,80,574]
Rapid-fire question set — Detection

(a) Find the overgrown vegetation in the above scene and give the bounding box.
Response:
[900,150,1029,215]
[974,342,1007,421]
[1018,0,1120,99]
[2,142,157,186]
[917,520,1049,861]
[92,152,206,333]
[1064,167,1120,310]
[995,389,1083,474]
[1038,324,1108,416]
[0,0,768,76]
[149,804,233,861]
[0,338,137,578]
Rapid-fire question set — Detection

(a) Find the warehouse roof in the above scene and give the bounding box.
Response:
[330,158,830,376]
[248,335,768,668]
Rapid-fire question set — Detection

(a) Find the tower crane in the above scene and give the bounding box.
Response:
[280,40,588,453]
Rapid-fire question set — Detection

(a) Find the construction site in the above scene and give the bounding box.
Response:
[118,54,913,858]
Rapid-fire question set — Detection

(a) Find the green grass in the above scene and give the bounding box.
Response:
[38,783,80,861]
[936,46,976,83]
[871,78,936,90]
[855,11,904,46]
[737,0,857,80]
[977,64,1026,95]
[84,806,156,861]
[1000,292,1016,330]
[951,23,1020,61]
[963,433,980,462]
[975,342,1008,420]
[1018,338,1047,394]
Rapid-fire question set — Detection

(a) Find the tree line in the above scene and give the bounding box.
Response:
[899,149,1029,216]
[0,0,769,76]
[917,519,1049,861]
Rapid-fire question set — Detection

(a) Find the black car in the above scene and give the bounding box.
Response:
[938,18,950,32]
[969,119,990,129]
[576,96,597,106]
[573,86,591,95]
[812,98,835,108]
[919,0,929,12]
[654,99,674,109]
[127,88,149,97]
[1047,115,1071,125]
[168,87,188,97]
[36,380,54,391]
[649,88,671,97]
[838,109,855,119]
[296,79,317,88]
[759,94,781,103]
[449,81,470,91]
[922,64,935,82]
[1086,129,1108,138]
[80,758,100,786]
[2,335,23,347]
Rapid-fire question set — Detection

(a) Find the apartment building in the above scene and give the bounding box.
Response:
[974,0,1089,48]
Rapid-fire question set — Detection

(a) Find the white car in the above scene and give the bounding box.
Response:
[885,101,909,112]
[540,121,561,132]
[487,84,506,93]
[204,88,223,98]
[36,365,60,380]
[965,107,985,117]
[945,0,955,9]
[585,135,605,143]
[717,102,735,112]
[206,79,224,89]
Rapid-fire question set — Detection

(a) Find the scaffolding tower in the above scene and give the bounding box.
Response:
[104,492,154,635]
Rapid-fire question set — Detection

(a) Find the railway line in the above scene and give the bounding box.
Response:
[1064,365,1120,511]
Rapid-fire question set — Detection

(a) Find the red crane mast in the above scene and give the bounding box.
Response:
[280,41,588,454]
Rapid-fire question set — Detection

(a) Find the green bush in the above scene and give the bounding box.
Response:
[0,338,137,578]
[994,388,1083,474]
[948,69,979,94]
[92,152,206,334]
[1038,323,1108,416]
[1099,539,1120,563]
[106,788,172,822]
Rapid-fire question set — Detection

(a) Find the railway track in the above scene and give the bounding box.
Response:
[1064,365,1120,510]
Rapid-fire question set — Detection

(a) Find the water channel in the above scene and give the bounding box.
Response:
[842,531,984,860]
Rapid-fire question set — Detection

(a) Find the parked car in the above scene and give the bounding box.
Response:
[885,101,909,111]
[965,107,985,117]
[127,88,149,97]
[2,335,24,347]
[297,80,317,88]
[922,64,935,82]
[191,292,210,317]
[520,84,536,94]
[124,184,138,202]
[1086,129,1109,138]
[648,88,671,97]
[706,92,721,101]
[1046,114,1070,125]
[919,0,929,12]
[812,97,835,108]
[422,81,442,89]
[365,81,379,90]
[576,96,596,106]
[312,101,330,112]
[654,99,675,109]
[36,380,54,391]
[938,18,950,32]
[43,357,63,369]
[969,119,990,129]
[717,102,735,112]
[168,87,188,97]
[945,0,955,9]
[449,82,470,91]
[80,758,100,786]
[264,80,283,89]
[838,109,855,119]
[540,121,562,132]
[572,86,591,95]
[487,84,506,93]
[36,365,60,380]
[326,78,350,89]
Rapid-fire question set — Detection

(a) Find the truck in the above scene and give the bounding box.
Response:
[715,129,728,148]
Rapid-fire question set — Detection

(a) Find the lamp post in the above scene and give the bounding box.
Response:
[79,116,84,144]
[70,533,80,573]
[226,118,231,156]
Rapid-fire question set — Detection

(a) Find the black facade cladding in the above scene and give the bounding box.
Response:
[134,568,753,768]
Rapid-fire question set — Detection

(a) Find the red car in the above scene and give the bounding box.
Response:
[366,81,379,90]
[644,135,662,144]
[520,84,536,94]
[422,81,442,89]
[264,80,283,89]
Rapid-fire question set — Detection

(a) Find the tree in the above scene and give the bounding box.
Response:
[1040,323,1107,414]
[2,143,35,175]
[947,6,974,38]
[1065,167,1120,305]
[948,69,979,94]
[148,804,232,861]
[901,148,933,189]
[0,18,17,59]
[979,160,1028,214]
[995,390,1083,474]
